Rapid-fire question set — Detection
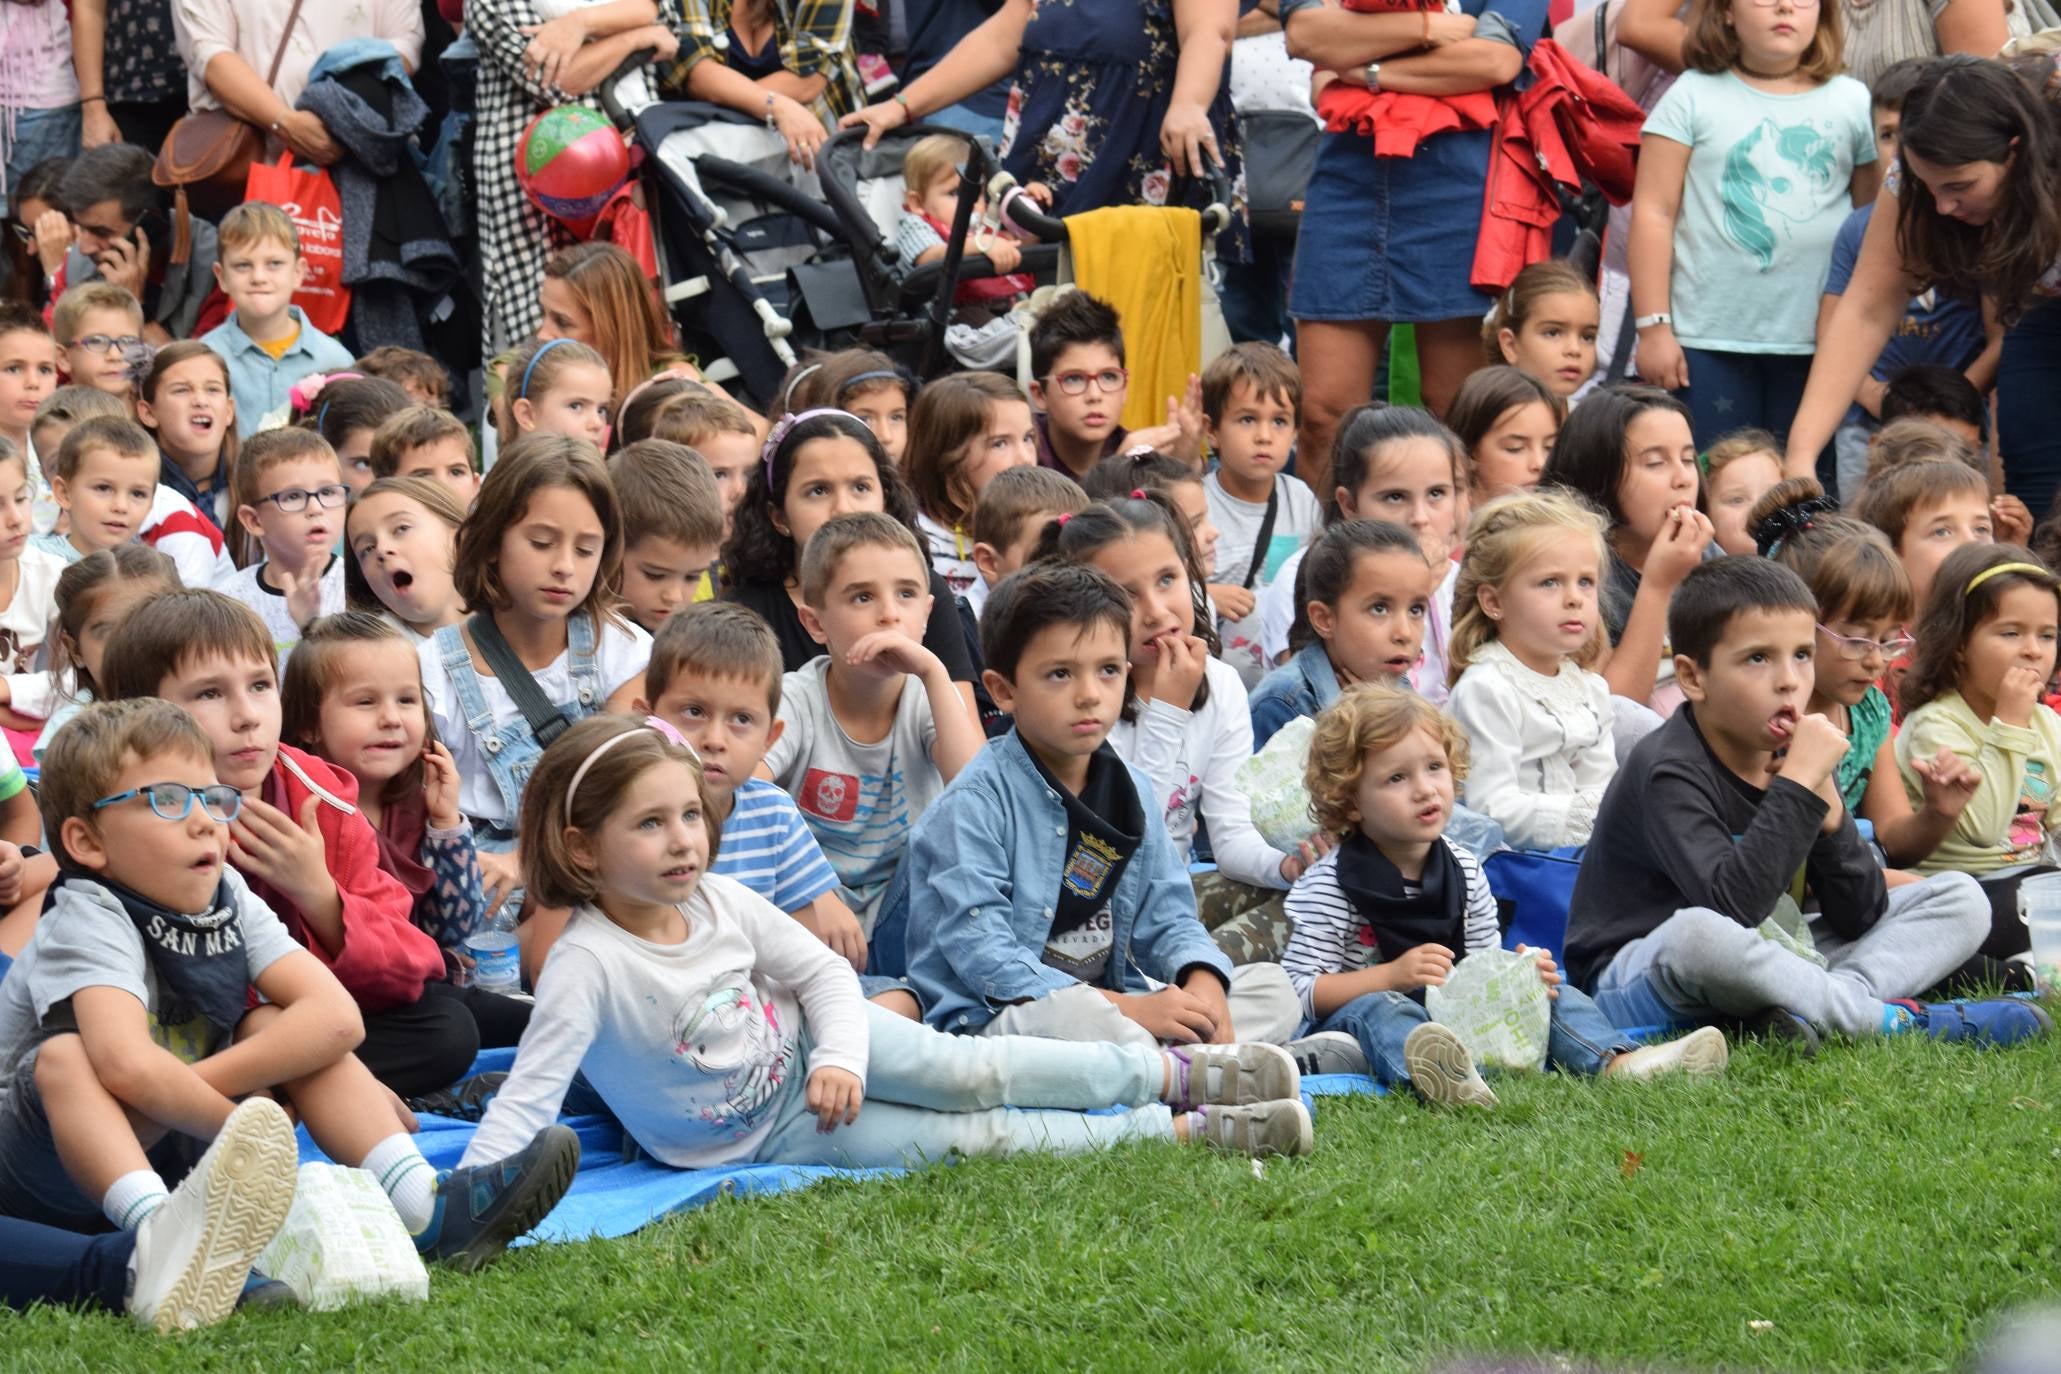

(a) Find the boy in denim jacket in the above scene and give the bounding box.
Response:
[905,563,1303,1048]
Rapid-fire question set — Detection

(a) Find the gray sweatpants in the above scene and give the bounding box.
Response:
[977,964,1304,1047]
[1590,872,1988,1037]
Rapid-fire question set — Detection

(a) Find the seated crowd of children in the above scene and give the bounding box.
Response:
[0,185,2051,1335]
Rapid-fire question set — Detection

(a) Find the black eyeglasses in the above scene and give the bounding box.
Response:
[93,781,243,824]
[260,484,350,513]
[72,333,142,356]
[1044,368,1128,396]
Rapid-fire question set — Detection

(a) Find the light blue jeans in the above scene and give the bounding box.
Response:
[1314,986,1636,1094]
[757,1003,1173,1166]
[4,106,80,215]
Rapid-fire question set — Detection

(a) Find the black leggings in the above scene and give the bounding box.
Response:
[355,983,533,1097]
[1975,869,2044,962]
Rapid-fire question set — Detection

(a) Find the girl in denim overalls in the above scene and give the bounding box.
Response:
[418,433,653,914]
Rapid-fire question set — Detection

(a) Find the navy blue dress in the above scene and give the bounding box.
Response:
[1000,0,1251,262]
[1284,0,1549,323]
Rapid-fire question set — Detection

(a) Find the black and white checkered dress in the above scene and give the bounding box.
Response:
[467,0,681,357]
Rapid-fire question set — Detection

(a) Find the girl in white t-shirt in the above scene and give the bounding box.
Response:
[459,715,1312,1173]
[419,434,650,910]
[904,372,1037,617]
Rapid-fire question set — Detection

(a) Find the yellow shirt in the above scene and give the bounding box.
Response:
[256,323,301,361]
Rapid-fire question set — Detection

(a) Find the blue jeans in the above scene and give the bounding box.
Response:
[757,1002,1173,1166]
[0,1218,132,1315]
[1673,347,1812,451]
[1997,299,2061,516]
[4,105,80,214]
[1314,987,1636,1094]
[1220,233,1297,355]
[922,103,1007,150]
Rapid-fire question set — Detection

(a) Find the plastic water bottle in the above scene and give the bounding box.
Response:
[464,904,521,993]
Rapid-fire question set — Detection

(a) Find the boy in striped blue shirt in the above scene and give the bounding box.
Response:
[640,602,881,980]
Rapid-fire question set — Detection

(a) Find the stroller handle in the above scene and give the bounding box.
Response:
[599,46,662,128]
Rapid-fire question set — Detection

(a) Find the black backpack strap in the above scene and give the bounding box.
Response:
[1241,481,1282,592]
[466,613,572,747]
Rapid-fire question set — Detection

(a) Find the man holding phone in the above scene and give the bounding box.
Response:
[53,144,219,344]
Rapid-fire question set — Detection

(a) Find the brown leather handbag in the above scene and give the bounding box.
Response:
[152,0,307,221]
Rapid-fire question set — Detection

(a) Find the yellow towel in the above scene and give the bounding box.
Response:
[1063,205,1202,437]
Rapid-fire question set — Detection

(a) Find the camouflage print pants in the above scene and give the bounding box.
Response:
[1193,870,1291,966]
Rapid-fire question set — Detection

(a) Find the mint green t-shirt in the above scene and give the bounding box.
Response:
[1643,69,1875,354]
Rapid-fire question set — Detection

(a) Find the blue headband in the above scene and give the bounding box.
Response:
[521,338,575,401]
[836,369,902,398]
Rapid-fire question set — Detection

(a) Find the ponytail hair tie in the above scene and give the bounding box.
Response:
[1056,512,1072,527]
[1130,488,1148,500]
[1751,495,1839,559]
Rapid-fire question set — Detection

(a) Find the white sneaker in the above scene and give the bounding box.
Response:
[1608,1026,1730,1081]
[1284,1031,1371,1078]
[1403,1023,1498,1110]
[127,1098,299,1333]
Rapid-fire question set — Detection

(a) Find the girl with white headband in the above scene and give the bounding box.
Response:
[457,714,1317,1174]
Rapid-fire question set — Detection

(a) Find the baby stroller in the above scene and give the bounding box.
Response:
[601,64,874,407]
[814,125,1232,380]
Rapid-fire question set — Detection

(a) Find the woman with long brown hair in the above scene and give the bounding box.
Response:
[538,241,689,420]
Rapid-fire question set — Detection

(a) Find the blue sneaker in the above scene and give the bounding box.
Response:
[1887,998,2053,1047]
[414,1124,579,1272]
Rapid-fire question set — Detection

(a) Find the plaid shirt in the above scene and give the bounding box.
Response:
[662,0,864,122]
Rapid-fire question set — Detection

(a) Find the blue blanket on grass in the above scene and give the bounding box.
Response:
[296,1049,1383,1244]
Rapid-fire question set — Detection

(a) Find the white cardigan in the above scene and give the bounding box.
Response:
[1108,656,1288,889]
[1447,640,1618,851]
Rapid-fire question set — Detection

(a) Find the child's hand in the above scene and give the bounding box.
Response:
[797,898,868,970]
[1644,505,1714,590]
[1993,495,2035,547]
[1152,631,1209,712]
[1209,583,1256,622]
[1775,712,1849,789]
[1278,829,1334,884]
[477,849,523,913]
[0,840,23,908]
[1909,745,1982,820]
[1108,985,1219,1043]
[844,629,944,682]
[230,796,330,901]
[277,564,323,631]
[1381,942,1455,992]
[1181,967,1236,1043]
[806,1066,864,1133]
[977,235,1023,274]
[1996,663,2046,727]
[1515,943,1561,1000]
[1168,375,1207,467]
[1023,181,1054,208]
[422,741,465,832]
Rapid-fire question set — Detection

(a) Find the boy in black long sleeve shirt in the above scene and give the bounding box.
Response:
[1566,559,2025,1042]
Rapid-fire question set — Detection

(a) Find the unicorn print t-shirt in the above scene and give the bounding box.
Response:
[764,658,944,934]
[1643,69,1874,354]
[459,874,869,1171]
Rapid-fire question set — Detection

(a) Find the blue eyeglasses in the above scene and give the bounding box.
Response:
[92,782,243,824]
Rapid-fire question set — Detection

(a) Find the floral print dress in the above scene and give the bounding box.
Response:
[1000,0,1250,262]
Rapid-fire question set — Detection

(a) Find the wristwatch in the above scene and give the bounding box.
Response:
[1633,311,1673,330]
[1363,61,1381,90]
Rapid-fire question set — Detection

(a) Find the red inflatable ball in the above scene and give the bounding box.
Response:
[515,105,631,234]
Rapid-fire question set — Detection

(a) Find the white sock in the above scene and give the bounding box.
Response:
[363,1132,437,1233]
[103,1169,170,1230]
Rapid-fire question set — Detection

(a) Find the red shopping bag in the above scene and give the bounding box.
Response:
[243,153,351,335]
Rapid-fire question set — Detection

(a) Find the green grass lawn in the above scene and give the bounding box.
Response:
[8,1034,2058,1374]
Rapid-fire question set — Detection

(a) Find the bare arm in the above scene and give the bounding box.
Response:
[558,25,676,96]
[0,788,35,850]
[1628,133,1692,390]
[1364,37,1523,94]
[75,987,237,1139]
[200,49,297,126]
[1862,735,1959,867]
[1602,577,1675,700]
[192,950,366,1099]
[1618,0,1687,73]
[1785,188,1921,477]
[1932,0,2012,57]
[1170,0,1236,111]
[925,664,983,782]
[1852,160,1881,208]
[683,54,825,111]
[1967,294,2004,394]
[881,0,1030,117]
[1284,1,1475,68]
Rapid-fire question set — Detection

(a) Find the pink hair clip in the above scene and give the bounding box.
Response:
[1055,512,1072,527]
[288,371,363,415]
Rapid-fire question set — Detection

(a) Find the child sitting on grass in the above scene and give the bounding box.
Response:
[764,512,983,953]
[607,440,724,634]
[1283,683,1727,1110]
[1202,343,1321,687]
[0,698,577,1271]
[638,602,907,1011]
[1565,557,2043,1050]
[460,715,1314,1173]
[905,562,1307,1054]
[220,428,348,671]
[101,591,480,1099]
